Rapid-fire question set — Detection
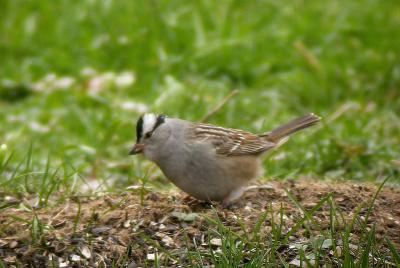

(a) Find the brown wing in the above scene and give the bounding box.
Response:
[192,123,276,156]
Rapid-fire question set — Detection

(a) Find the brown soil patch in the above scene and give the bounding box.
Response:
[0,179,399,267]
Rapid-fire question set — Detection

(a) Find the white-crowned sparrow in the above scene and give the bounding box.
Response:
[130,113,320,204]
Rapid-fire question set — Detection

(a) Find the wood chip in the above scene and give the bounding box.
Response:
[210,238,222,247]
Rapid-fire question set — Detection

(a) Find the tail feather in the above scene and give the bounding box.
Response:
[260,113,321,142]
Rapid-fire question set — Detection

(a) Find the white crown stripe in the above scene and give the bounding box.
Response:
[142,113,157,135]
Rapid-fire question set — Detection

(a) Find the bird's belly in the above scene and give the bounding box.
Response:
[156,154,260,201]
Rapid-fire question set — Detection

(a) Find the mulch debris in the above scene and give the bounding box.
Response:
[0,179,399,267]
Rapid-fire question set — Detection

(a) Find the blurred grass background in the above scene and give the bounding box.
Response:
[1,0,399,196]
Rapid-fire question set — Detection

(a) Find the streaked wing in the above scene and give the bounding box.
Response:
[191,123,276,156]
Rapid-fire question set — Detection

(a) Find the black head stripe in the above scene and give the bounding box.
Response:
[153,114,166,131]
[136,115,144,142]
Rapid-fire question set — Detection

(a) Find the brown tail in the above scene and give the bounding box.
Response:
[260,113,321,142]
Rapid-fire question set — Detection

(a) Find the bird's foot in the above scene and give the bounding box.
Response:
[181,194,209,207]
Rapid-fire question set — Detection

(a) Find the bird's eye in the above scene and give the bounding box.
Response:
[144,132,152,138]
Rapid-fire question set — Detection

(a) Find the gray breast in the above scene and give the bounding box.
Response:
[153,122,235,200]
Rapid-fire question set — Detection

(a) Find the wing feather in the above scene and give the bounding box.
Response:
[191,123,276,156]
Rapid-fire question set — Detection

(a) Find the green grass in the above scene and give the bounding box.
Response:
[1,0,399,194]
[1,0,400,265]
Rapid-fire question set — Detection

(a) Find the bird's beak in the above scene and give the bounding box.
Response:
[129,143,145,155]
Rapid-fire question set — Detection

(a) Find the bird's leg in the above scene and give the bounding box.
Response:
[221,184,274,207]
[221,187,246,207]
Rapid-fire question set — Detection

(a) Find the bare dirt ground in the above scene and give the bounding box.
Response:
[1,179,399,267]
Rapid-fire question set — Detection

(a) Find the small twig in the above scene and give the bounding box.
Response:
[200,90,239,123]
[326,102,359,124]
[392,159,400,168]
[47,204,69,226]
[293,40,321,72]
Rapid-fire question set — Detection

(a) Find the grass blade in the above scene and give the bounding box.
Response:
[284,193,331,242]
[385,238,400,265]
[359,225,375,267]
